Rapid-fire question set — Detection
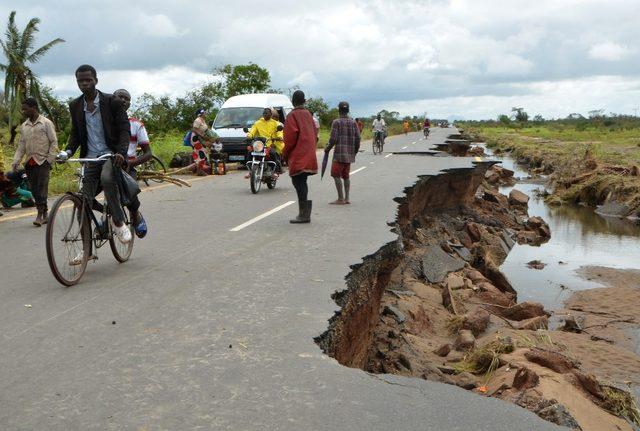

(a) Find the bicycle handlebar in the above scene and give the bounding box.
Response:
[65,153,115,163]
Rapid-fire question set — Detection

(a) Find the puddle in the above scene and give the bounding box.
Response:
[477,143,640,311]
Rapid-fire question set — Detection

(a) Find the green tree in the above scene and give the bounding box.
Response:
[0,11,64,143]
[213,63,271,100]
[498,114,511,125]
[511,107,529,123]
[306,97,329,116]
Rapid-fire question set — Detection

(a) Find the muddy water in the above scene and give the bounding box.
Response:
[479,144,640,311]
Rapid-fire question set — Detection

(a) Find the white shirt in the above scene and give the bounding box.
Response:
[372,118,386,132]
[127,117,150,159]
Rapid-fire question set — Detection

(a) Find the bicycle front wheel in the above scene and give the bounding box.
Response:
[109,209,134,263]
[46,194,91,286]
[373,138,379,155]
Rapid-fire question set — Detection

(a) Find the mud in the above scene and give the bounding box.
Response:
[316,163,640,431]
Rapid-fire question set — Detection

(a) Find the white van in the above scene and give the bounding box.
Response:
[212,93,293,161]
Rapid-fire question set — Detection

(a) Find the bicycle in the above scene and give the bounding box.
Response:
[372,130,384,155]
[46,154,135,286]
[137,151,166,186]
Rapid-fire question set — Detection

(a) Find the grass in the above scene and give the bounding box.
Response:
[601,385,640,427]
[1,120,412,196]
[454,336,515,377]
[464,124,640,209]
[0,129,187,196]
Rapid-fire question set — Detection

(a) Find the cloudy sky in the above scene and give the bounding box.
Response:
[2,0,639,119]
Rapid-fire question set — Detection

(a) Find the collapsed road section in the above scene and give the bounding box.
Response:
[316,162,640,431]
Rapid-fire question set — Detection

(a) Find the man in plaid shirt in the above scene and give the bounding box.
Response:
[325,101,360,204]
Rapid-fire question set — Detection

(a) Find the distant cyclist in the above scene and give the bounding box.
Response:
[58,64,131,244]
[114,88,149,238]
[372,114,386,145]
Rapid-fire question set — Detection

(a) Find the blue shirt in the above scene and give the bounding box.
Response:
[84,92,109,157]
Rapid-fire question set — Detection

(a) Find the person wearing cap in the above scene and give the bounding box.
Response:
[325,101,360,205]
[283,90,318,223]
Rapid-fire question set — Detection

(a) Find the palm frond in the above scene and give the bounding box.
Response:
[27,37,64,63]
[19,17,40,56]
[5,11,20,52]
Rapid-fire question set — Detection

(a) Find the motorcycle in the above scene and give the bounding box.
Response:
[209,142,228,175]
[245,137,277,194]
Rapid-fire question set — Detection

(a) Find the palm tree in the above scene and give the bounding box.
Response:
[0,11,64,144]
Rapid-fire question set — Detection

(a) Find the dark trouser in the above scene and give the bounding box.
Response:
[81,159,125,225]
[126,168,141,214]
[291,173,309,202]
[25,161,51,210]
[271,151,283,173]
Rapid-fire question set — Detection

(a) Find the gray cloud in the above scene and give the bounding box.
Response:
[2,0,639,119]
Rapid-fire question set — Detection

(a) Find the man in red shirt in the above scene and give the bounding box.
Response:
[283,90,318,223]
[325,101,360,205]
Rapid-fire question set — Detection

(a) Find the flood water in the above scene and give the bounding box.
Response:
[479,144,640,311]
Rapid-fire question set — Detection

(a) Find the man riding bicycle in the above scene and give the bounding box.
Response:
[58,65,132,245]
[372,114,386,146]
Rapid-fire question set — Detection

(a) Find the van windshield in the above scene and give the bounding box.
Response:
[213,107,265,129]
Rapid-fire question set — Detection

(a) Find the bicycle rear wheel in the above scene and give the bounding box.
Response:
[109,209,134,263]
[46,193,91,286]
[147,155,166,183]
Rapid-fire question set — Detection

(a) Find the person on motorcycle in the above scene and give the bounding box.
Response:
[246,108,283,174]
[114,88,150,238]
[58,64,131,245]
[270,108,285,173]
[372,114,386,145]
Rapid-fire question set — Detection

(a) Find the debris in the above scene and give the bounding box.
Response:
[526,260,546,270]
[536,404,582,429]
[433,344,451,357]
[524,348,579,374]
[421,245,465,283]
[454,330,476,351]
[512,367,539,390]
[382,305,406,324]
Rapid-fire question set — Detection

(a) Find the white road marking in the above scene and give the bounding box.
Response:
[230,201,296,232]
[474,156,482,161]
[369,161,375,164]
[384,154,393,159]
[411,141,416,144]
[351,166,367,175]
[401,146,408,150]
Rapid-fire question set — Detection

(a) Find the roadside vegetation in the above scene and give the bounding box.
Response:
[461,112,640,215]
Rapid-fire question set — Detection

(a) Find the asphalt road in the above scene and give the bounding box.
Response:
[0,128,562,430]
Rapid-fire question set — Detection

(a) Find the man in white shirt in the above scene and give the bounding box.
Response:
[114,89,151,238]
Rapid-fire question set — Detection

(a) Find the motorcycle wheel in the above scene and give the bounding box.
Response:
[250,164,261,194]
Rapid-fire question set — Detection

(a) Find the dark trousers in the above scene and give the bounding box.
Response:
[81,159,125,225]
[126,168,141,214]
[291,173,310,202]
[25,161,51,210]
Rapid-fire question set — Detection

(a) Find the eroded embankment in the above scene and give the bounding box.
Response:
[465,129,640,218]
[316,164,640,431]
